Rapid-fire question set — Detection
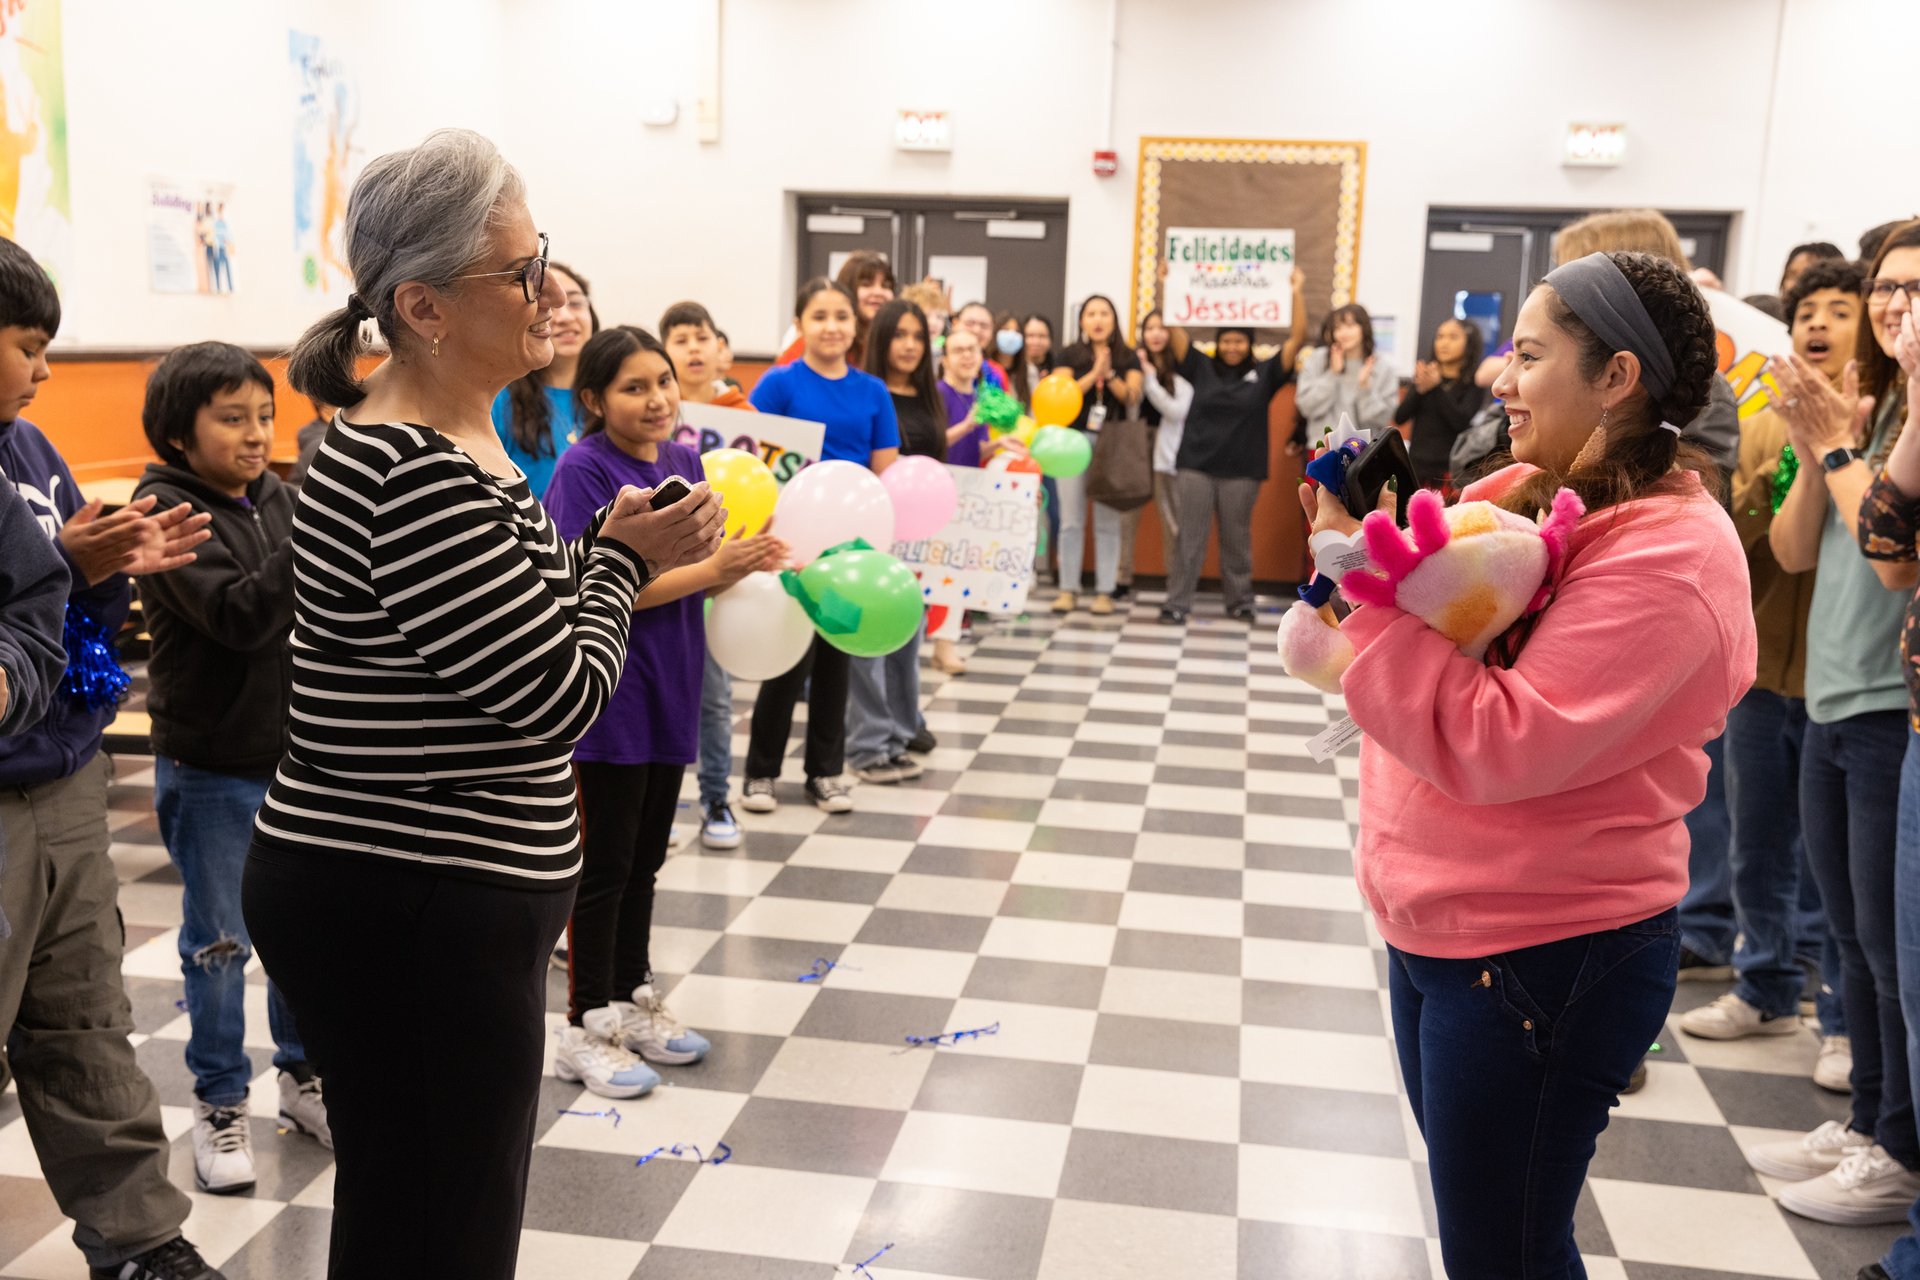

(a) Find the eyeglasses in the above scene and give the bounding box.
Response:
[456,231,548,303]
[1866,277,1920,304]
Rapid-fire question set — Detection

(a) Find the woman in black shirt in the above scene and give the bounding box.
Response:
[851,300,944,769]
[1161,302,1309,625]
[1050,295,1141,615]
[1393,317,1487,491]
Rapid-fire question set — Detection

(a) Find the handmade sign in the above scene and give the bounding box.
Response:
[676,402,823,483]
[1162,226,1296,328]
[1704,289,1793,422]
[893,466,1041,615]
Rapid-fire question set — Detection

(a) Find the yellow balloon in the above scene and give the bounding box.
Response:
[700,448,777,539]
[1013,415,1038,446]
[1030,373,1084,428]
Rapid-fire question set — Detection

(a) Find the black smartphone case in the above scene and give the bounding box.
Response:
[1342,431,1417,527]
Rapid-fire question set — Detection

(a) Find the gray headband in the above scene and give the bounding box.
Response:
[1543,252,1676,402]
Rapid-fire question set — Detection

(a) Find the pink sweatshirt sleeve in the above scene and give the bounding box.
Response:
[1339,566,1732,806]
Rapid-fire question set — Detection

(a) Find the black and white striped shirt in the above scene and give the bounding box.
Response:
[253,418,649,887]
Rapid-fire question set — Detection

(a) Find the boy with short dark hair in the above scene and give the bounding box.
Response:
[133,342,328,1198]
[0,236,224,1280]
[661,301,749,408]
[660,301,750,851]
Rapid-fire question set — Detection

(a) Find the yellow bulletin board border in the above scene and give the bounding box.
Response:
[1129,136,1368,337]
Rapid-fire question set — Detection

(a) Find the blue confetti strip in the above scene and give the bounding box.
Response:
[635,1141,732,1168]
[796,957,857,983]
[558,1106,623,1128]
[173,998,188,1012]
[849,1242,896,1277]
[904,1021,1000,1048]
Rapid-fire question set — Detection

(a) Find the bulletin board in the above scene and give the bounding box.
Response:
[1128,137,1368,346]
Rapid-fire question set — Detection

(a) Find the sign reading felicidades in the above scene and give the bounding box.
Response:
[1163,226,1296,328]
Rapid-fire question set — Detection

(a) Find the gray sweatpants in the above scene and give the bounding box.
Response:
[1164,470,1261,613]
[0,753,189,1269]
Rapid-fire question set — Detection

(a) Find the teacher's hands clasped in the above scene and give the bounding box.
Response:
[602,481,728,577]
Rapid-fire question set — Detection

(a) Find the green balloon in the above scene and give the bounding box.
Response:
[783,548,924,658]
[1030,425,1091,478]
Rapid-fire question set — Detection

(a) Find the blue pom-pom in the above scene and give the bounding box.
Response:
[57,606,130,712]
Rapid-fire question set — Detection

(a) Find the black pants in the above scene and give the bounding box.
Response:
[569,761,684,1022]
[746,635,849,780]
[243,842,570,1280]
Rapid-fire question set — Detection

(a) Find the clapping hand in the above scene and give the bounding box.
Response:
[1767,353,1870,458]
[604,482,728,576]
[710,531,788,587]
[1412,360,1441,393]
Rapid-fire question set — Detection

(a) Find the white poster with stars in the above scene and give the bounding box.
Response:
[893,466,1040,615]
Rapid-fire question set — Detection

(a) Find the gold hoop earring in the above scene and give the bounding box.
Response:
[432,336,441,358]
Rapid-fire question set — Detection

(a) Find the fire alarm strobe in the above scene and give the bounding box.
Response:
[1092,149,1118,178]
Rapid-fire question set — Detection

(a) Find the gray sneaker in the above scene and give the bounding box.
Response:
[278,1071,332,1150]
[191,1100,255,1194]
[740,777,777,813]
[806,775,854,813]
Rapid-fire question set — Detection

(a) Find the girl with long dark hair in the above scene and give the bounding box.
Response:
[1393,317,1487,490]
[1295,301,1397,441]
[1050,294,1140,615]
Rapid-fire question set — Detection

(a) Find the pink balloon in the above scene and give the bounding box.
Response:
[771,460,896,566]
[881,457,959,541]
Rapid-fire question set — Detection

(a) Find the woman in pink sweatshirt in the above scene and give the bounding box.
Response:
[1303,250,1756,1278]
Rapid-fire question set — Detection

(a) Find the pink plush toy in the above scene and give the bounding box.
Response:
[1278,486,1586,693]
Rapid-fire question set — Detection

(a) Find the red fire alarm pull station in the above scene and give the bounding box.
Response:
[1092,149,1118,178]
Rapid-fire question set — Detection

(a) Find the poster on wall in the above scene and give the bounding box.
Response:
[0,0,73,290]
[677,402,824,482]
[289,29,360,294]
[894,466,1039,616]
[1161,226,1296,328]
[148,181,236,295]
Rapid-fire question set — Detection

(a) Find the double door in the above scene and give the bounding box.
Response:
[796,194,1071,328]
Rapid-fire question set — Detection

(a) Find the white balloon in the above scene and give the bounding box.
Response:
[705,571,816,682]
[771,460,897,567]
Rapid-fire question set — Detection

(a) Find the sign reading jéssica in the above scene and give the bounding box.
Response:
[1163,227,1296,327]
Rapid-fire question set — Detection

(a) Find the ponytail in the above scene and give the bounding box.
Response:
[287,306,369,410]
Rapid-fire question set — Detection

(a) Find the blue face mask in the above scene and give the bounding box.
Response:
[996,329,1024,357]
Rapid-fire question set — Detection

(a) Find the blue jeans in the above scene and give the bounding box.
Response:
[1390,909,1679,1279]
[1679,733,1733,962]
[1885,727,1920,1279]
[1803,710,1916,1164]
[1726,689,1844,1029]
[847,626,925,770]
[697,651,732,808]
[154,759,306,1104]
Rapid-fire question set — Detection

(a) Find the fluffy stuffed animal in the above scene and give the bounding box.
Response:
[1278,486,1585,692]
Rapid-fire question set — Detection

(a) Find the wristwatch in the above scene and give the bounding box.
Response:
[1822,446,1862,473]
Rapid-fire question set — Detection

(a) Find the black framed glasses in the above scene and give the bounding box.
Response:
[1866,276,1920,303]
[457,231,548,302]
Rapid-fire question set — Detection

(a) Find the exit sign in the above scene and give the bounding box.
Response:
[1564,122,1626,168]
[896,110,951,153]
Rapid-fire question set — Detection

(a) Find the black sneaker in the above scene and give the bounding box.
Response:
[1158,607,1188,626]
[806,775,854,813]
[1676,945,1734,982]
[1859,1266,1893,1280]
[906,727,937,754]
[1111,583,1132,601]
[889,753,925,780]
[93,1237,225,1280]
[1229,604,1257,623]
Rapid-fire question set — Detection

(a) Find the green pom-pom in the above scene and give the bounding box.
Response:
[974,384,1023,432]
[1771,444,1798,515]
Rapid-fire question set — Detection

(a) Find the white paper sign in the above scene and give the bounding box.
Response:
[675,401,825,483]
[894,466,1040,615]
[1163,226,1296,328]
[1703,288,1794,423]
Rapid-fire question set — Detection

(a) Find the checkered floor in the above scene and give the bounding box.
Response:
[0,591,1888,1278]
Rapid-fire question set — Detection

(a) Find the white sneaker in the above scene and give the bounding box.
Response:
[1678,992,1806,1041]
[1777,1143,1920,1225]
[192,1099,256,1194]
[553,1010,661,1098]
[611,983,712,1065]
[739,777,777,813]
[277,1071,333,1150]
[1746,1119,1869,1180]
[1814,1035,1853,1093]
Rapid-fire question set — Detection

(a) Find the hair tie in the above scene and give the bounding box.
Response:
[1657,421,1683,435]
[345,293,373,322]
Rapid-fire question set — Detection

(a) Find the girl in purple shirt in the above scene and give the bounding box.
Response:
[543,325,783,1098]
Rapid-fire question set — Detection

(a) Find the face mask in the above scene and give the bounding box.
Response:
[996,329,1024,357]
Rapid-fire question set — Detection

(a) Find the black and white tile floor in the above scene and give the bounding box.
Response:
[0,593,1880,1278]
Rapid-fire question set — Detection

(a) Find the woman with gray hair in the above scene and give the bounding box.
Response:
[241,129,724,1276]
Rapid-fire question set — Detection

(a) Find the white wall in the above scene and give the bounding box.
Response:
[57,0,507,349]
[37,0,1920,354]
